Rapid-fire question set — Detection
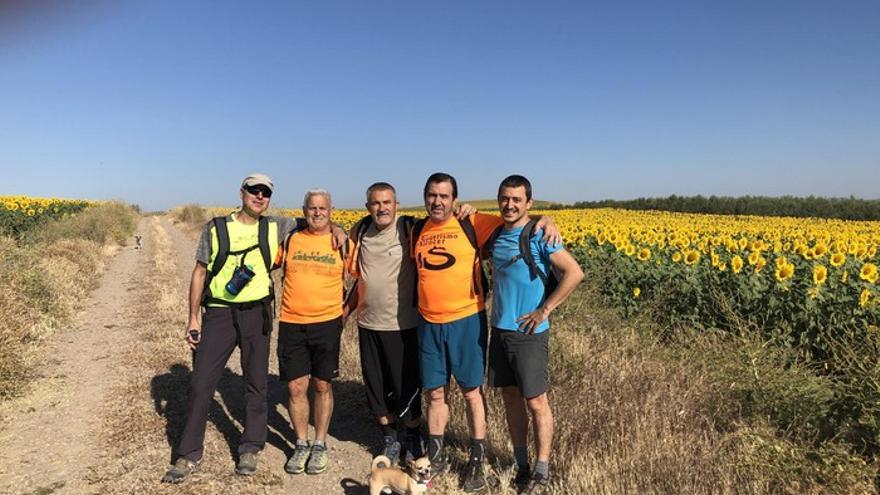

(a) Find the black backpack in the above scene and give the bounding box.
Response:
[410,215,489,300]
[201,215,273,307]
[483,219,559,299]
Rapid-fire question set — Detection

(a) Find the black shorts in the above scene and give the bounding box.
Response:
[359,326,422,422]
[487,327,549,399]
[278,317,343,382]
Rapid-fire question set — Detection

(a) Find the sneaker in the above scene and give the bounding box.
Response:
[235,452,258,476]
[161,457,199,483]
[404,431,424,461]
[428,450,448,477]
[285,443,310,474]
[512,466,531,490]
[519,472,550,495]
[306,444,328,474]
[462,458,486,492]
[382,435,402,466]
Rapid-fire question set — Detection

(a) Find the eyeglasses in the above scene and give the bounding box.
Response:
[244,185,272,198]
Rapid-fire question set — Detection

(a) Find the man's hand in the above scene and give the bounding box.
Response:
[516,306,551,334]
[535,216,562,247]
[455,203,477,220]
[330,224,348,250]
[185,328,201,350]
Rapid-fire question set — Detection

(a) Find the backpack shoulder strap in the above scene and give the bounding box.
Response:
[409,218,427,259]
[210,216,230,279]
[355,215,373,243]
[519,219,549,287]
[458,215,479,252]
[481,224,504,260]
[257,216,271,273]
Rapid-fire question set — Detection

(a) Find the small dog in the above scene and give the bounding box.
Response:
[368,455,431,495]
[134,234,143,250]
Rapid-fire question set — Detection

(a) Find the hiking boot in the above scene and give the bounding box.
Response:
[519,472,550,495]
[512,466,531,490]
[161,457,199,483]
[462,458,487,492]
[285,443,310,474]
[235,452,258,476]
[404,431,424,461]
[382,435,402,466]
[306,444,328,474]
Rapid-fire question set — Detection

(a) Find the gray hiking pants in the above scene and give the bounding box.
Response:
[176,303,271,461]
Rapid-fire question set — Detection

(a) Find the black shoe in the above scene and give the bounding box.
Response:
[513,466,531,490]
[462,458,486,492]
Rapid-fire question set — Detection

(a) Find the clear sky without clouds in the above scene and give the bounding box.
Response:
[1,1,878,211]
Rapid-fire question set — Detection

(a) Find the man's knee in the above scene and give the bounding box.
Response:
[288,377,309,397]
[526,393,551,415]
[312,378,332,395]
[460,386,484,404]
[427,387,446,404]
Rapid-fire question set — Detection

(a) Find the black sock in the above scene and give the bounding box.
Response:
[428,435,444,460]
[470,439,485,462]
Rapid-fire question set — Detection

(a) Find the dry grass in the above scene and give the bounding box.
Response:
[0,203,136,401]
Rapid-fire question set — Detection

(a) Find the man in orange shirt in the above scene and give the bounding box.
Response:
[412,172,559,492]
[276,188,352,476]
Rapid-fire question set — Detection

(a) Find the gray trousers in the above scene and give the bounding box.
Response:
[176,304,270,461]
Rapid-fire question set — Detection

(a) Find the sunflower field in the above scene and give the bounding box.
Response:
[531,208,879,353]
[1,195,97,236]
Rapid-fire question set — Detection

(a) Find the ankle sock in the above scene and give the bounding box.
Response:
[535,459,549,478]
[313,440,326,449]
[296,438,309,448]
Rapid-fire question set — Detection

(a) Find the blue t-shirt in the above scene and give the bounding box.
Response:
[491,226,561,334]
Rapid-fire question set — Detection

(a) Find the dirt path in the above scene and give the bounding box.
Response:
[0,216,383,495]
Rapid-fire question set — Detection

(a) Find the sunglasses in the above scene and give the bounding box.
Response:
[244,185,272,198]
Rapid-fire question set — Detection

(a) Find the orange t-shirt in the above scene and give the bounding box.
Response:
[413,213,501,323]
[277,231,351,324]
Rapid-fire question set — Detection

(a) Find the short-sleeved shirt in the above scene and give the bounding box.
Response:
[413,213,501,323]
[491,226,561,334]
[276,230,352,324]
[353,216,419,331]
[194,214,292,305]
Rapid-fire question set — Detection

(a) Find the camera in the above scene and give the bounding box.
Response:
[225,264,255,295]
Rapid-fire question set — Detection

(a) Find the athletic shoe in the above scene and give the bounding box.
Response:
[161,457,200,483]
[427,448,448,477]
[519,472,550,495]
[382,435,402,466]
[235,452,258,475]
[513,466,531,490]
[285,443,310,474]
[306,444,328,474]
[462,457,487,492]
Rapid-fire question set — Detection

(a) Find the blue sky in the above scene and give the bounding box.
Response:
[2,1,878,211]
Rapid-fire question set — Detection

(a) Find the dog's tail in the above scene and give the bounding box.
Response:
[372,455,392,471]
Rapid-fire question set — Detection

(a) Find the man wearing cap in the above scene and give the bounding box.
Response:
[162,173,292,482]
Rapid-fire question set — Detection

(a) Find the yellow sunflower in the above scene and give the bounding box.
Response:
[830,252,846,268]
[860,263,878,284]
[812,265,827,285]
[637,248,651,261]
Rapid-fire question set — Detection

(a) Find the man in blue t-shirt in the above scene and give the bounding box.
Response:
[488,175,584,495]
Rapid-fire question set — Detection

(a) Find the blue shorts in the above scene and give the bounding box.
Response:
[418,311,488,390]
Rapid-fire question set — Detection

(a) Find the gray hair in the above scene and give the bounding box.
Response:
[303,188,332,208]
